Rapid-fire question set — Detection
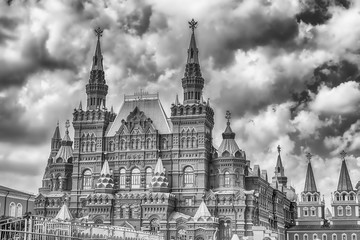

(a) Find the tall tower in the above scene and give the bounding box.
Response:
[296,153,325,225]
[170,19,214,211]
[272,145,288,188]
[331,150,359,225]
[86,27,108,110]
[182,19,204,105]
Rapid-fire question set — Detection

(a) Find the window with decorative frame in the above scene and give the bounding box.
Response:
[83,170,92,190]
[145,167,152,188]
[323,234,327,240]
[333,234,337,240]
[9,202,16,217]
[119,168,126,189]
[304,234,308,240]
[224,171,230,187]
[338,206,343,216]
[16,203,22,217]
[311,207,316,216]
[346,206,352,216]
[131,168,141,188]
[184,166,194,186]
[303,207,308,216]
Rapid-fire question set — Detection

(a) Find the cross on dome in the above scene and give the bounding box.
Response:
[306,152,312,162]
[277,145,281,154]
[340,150,347,161]
[225,110,231,123]
[94,27,103,39]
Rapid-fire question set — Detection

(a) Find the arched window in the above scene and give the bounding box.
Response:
[81,141,85,152]
[346,206,352,216]
[308,195,311,201]
[311,207,316,216]
[91,141,96,152]
[146,167,152,188]
[219,220,231,240]
[342,234,347,240]
[351,234,357,240]
[350,193,355,201]
[338,206,343,216]
[333,234,338,240]
[224,171,230,187]
[322,234,327,240]
[146,138,152,149]
[181,138,185,148]
[336,193,340,201]
[304,234,308,240]
[120,139,126,150]
[192,137,197,148]
[16,203,22,217]
[303,207,308,216]
[83,170,92,190]
[295,234,299,240]
[184,166,194,186]
[119,168,126,189]
[342,193,346,201]
[313,234,318,240]
[131,168,141,188]
[9,202,16,217]
[135,139,140,149]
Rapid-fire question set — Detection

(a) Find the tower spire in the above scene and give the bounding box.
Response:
[222,110,235,139]
[337,150,353,191]
[272,145,287,187]
[304,152,318,192]
[182,19,204,105]
[86,27,108,110]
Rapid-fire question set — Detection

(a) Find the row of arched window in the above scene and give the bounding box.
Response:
[81,141,96,152]
[335,192,355,201]
[295,233,357,240]
[107,138,167,152]
[180,137,197,148]
[9,202,22,217]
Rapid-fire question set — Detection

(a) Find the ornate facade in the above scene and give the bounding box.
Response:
[35,21,297,240]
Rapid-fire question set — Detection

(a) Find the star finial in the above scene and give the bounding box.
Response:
[277,145,281,154]
[188,19,198,33]
[306,152,312,162]
[340,150,347,161]
[65,119,70,134]
[94,27,103,40]
[225,110,231,125]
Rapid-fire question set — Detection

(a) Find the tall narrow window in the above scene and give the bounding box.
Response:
[346,206,352,216]
[295,235,299,240]
[83,170,92,190]
[16,203,22,217]
[333,234,337,240]
[303,207,308,216]
[338,206,343,216]
[146,168,152,188]
[224,171,230,187]
[9,202,16,217]
[131,168,141,188]
[323,234,327,240]
[304,234,308,240]
[184,166,194,186]
[119,169,126,189]
[351,234,357,240]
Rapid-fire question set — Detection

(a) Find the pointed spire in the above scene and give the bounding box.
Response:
[62,119,72,142]
[78,101,82,110]
[275,145,284,175]
[100,159,111,176]
[337,150,353,191]
[187,19,199,64]
[175,94,180,105]
[154,157,165,176]
[222,110,235,139]
[52,121,61,139]
[92,27,104,71]
[304,152,318,193]
[193,200,212,220]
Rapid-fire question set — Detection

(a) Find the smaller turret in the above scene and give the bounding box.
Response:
[51,121,62,154]
[149,157,169,192]
[95,159,114,194]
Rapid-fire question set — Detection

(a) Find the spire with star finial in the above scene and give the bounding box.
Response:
[182,19,204,104]
[272,144,287,187]
[86,27,108,110]
[304,152,318,193]
[337,150,353,192]
[222,110,235,139]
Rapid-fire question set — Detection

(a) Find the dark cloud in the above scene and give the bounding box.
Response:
[0,157,41,176]
[0,32,76,90]
[291,60,360,112]
[119,4,153,36]
[0,95,48,145]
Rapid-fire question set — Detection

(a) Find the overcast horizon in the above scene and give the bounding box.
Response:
[1,0,360,211]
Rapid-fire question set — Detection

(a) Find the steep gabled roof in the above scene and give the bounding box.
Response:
[337,159,353,192]
[193,200,212,220]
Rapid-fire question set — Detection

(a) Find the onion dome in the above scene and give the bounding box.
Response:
[149,157,169,192]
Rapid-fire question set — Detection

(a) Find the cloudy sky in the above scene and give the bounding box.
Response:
[1,0,360,209]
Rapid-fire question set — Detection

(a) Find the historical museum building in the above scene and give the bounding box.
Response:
[287,151,360,239]
[34,21,298,240]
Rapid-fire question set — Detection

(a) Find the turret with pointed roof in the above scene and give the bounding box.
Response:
[86,27,108,110]
[95,159,114,194]
[54,120,73,163]
[51,121,62,154]
[337,154,353,192]
[149,157,169,192]
[182,19,204,105]
[272,145,288,188]
[304,156,317,193]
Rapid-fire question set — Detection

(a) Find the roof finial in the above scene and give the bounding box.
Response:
[306,152,312,162]
[277,145,281,154]
[188,19,198,33]
[65,119,70,135]
[94,27,103,40]
[225,110,231,125]
[57,120,59,127]
[340,150,347,161]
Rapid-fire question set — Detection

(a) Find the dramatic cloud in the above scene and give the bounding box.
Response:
[1,0,360,210]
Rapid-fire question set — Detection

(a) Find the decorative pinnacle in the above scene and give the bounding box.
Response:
[188,19,198,32]
[306,152,312,162]
[65,119,70,134]
[340,150,347,161]
[94,27,103,40]
[277,145,281,154]
[225,110,231,124]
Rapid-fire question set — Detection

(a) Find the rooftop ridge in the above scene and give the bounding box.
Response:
[124,92,159,101]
